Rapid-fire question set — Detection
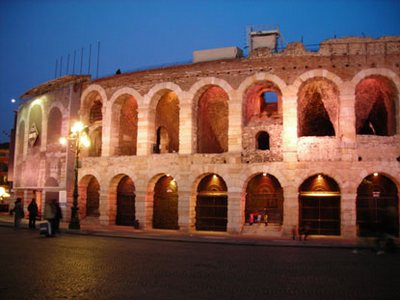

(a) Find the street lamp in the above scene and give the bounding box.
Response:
[60,121,90,230]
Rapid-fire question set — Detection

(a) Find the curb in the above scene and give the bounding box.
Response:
[0,220,360,249]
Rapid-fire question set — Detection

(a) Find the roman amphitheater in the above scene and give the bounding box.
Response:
[14,32,400,239]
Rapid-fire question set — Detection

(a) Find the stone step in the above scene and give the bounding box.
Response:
[241,223,282,236]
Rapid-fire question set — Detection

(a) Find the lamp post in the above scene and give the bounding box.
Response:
[60,121,90,230]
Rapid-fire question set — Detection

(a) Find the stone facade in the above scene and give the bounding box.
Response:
[13,36,400,240]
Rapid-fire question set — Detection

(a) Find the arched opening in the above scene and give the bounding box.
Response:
[111,94,138,156]
[356,76,397,136]
[86,177,100,217]
[153,175,179,229]
[155,127,169,154]
[195,174,227,232]
[89,127,102,157]
[116,176,135,226]
[47,107,62,145]
[245,173,283,225]
[298,78,338,137]
[154,91,179,153]
[89,100,103,124]
[356,174,399,237]
[299,174,341,235]
[256,131,270,150]
[243,81,282,125]
[197,86,228,153]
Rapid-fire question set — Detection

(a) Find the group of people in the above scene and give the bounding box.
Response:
[10,198,62,235]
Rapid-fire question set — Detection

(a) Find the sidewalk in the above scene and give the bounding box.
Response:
[0,213,368,249]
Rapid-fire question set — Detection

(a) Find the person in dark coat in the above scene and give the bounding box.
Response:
[27,198,38,229]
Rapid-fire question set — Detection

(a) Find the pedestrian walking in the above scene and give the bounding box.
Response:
[43,199,57,236]
[27,198,38,229]
[10,198,24,229]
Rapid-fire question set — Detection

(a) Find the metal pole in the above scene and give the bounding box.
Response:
[69,136,81,229]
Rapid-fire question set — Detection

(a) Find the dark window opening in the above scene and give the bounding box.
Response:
[300,93,335,136]
[256,131,270,150]
[89,100,103,124]
[358,97,388,135]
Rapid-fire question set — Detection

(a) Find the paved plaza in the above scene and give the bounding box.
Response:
[0,226,399,299]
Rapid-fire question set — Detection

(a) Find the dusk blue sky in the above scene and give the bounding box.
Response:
[1,0,399,143]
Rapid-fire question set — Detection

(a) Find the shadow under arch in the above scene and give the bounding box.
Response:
[298,173,341,236]
[245,173,283,225]
[356,173,399,237]
[152,174,179,230]
[195,173,228,232]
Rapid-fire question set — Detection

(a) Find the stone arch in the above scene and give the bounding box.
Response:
[81,86,106,126]
[297,77,340,137]
[237,73,287,100]
[146,85,181,154]
[44,177,59,187]
[108,174,136,226]
[189,80,231,153]
[77,174,100,218]
[242,80,284,125]
[108,91,139,156]
[151,173,179,230]
[194,173,228,232]
[298,173,341,235]
[356,172,399,237]
[244,172,284,225]
[353,71,399,136]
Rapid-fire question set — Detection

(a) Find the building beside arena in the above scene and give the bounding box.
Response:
[12,30,400,239]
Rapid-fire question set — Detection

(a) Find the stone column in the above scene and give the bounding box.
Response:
[178,190,192,232]
[282,185,299,237]
[228,90,242,153]
[137,105,151,156]
[227,191,242,234]
[179,99,193,154]
[135,190,148,229]
[101,102,112,157]
[339,85,357,161]
[341,192,358,238]
[99,187,110,225]
[281,89,298,163]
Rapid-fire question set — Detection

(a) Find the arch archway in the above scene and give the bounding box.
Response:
[245,173,283,224]
[153,175,179,229]
[47,107,62,145]
[196,86,229,153]
[195,174,227,232]
[110,93,138,156]
[356,174,399,237]
[297,78,338,137]
[116,176,136,226]
[355,75,397,136]
[299,174,341,235]
[86,176,100,217]
[154,91,179,153]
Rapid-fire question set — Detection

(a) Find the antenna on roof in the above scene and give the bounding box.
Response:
[80,47,84,75]
[72,49,76,74]
[96,41,100,79]
[54,59,58,78]
[88,43,92,74]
